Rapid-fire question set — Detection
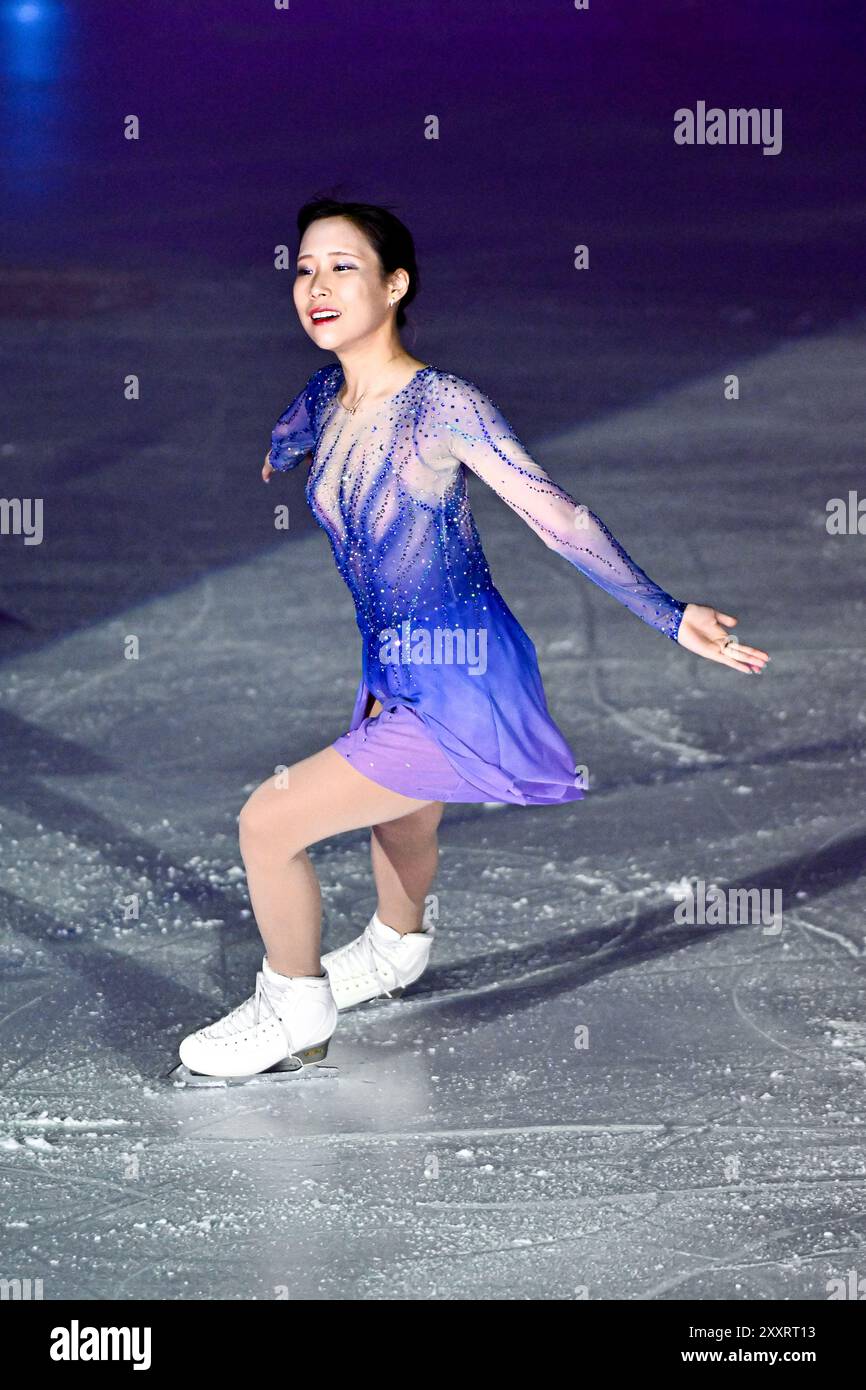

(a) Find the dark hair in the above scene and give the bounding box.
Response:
[296,196,419,329]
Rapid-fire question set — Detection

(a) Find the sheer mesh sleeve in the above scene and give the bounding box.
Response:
[437,375,687,642]
[268,365,334,472]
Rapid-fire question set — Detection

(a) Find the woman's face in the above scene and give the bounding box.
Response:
[294,216,399,349]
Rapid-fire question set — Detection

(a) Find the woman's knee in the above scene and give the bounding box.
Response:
[238,777,308,857]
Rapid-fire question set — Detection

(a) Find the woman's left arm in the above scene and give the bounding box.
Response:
[438,375,769,673]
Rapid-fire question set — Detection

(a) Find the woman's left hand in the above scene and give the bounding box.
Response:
[676,604,769,674]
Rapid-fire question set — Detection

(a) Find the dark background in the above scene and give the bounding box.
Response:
[1,0,863,645]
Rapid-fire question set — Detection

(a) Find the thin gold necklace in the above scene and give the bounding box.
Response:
[340,355,406,416]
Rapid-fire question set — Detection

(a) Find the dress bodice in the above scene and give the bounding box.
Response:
[270,361,686,643]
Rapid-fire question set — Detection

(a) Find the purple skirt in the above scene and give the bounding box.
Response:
[332,701,495,803]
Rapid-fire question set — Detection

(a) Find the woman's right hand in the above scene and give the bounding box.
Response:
[262,448,275,482]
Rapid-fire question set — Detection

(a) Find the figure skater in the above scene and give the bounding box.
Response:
[176,197,769,1082]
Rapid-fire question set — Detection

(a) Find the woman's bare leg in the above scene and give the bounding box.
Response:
[371,802,444,935]
[238,745,436,977]
[358,696,444,935]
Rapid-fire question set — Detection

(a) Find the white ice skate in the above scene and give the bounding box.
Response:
[321,911,435,1011]
[170,957,337,1087]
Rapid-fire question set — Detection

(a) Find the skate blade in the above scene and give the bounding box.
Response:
[336,985,406,1012]
[165,1049,333,1089]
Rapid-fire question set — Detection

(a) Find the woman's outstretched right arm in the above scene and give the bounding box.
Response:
[262,364,335,480]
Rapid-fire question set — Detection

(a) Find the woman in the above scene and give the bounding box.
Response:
[176,197,769,1082]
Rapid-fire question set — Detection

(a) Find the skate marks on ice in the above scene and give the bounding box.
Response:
[0,848,860,1268]
[0,701,260,949]
[578,591,721,767]
[378,825,866,1026]
[4,1119,856,1300]
[6,974,863,1305]
[1,760,861,1099]
[0,885,257,1085]
[551,567,866,791]
[4,934,864,1303]
[23,577,220,725]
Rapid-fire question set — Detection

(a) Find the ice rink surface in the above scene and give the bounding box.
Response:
[2,314,864,1299]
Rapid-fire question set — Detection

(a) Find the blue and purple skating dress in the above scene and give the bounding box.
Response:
[269,363,685,805]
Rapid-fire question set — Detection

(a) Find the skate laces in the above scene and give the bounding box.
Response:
[329,921,420,992]
[203,972,283,1040]
[331,927,392,990]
